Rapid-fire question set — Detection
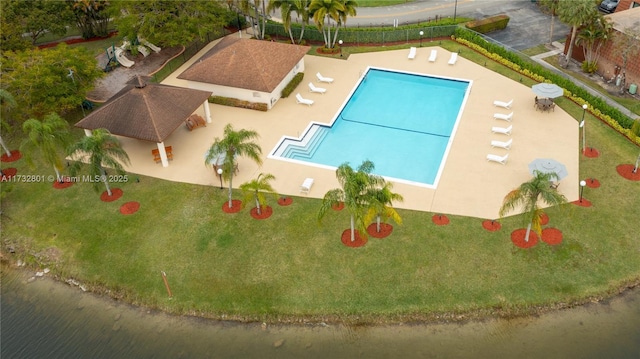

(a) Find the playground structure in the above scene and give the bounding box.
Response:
[103,37,161,72]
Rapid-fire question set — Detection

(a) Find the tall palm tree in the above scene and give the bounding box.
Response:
[576,15,613,73]
[309,0,344,49]
[499,170,568,243]
[557,0,597,67]
[205,123,262,209]
[367,181,403,233]
[240,172,278,215]
[20,113,72,182]
[318,160,384,242]
[331,0,357,48]
[293,0,311,44]
[67,128,130,196]
[538,0,560,45]
[268,0,309,44]
[0,89,16,157]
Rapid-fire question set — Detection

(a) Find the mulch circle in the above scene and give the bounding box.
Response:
[583,148,600,158]
[572,198,592,207]
[332,202,345,211]
[616,164,640,181]
[586,178,601,188]
[367,223,393,238]
[511,228,539,248]
[100,188,123,202]
[482,220,501,231]
[1,150,22,163]
[222,199,243,213]
[250,206,273,219]
[53,180,74,189]
[1,168,18,180]
[539,213,549,226]
[277,197,293,206]
[341,229,367,247]
[432,214,450,225]
[120,201,140,215]
[541,228,563,245]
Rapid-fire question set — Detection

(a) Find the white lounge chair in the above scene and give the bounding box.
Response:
[308,82,326,94]
[295,93,314,106]
[493,99,513,109]
[448,52,458,65]
[491,125,512,135]
[494,112,514,122]
[300,178,314,194]
[428,49,437,62]
[491,138,513,149]
[487,153,509,165]
[408,47,417,59]
[316,72,334,83]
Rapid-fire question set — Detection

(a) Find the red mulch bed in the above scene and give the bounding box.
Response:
[250,206,273,219]
[367,223,393,238]
[572,198,592,207]
[38,31,118,49]
[482,220,501,231]
[332,202,345,211]
[1,150,22,163]
[53,180,74,189]
[511,228,539,248]
[341,229,367,247]
[583,148,600,158]
[541,228,563,245]
[540,213,549,225]
[432,214,449,225]
[222,199,243,213]
[1,168,17,181]
[586,178,601,188]
[616,164,640,181]
[120,201,140,215]
[100,188,123,202]
[277,197,293,206]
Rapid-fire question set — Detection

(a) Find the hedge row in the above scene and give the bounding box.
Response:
[453,28,638,145]
[281,72,304,98]
[465,14,510,34]
[209,96,268,112]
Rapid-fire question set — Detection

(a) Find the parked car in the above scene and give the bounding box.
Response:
[598,0,620,13]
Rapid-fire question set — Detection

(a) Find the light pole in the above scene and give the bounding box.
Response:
[454,0,458,21]
[338,39,343,57]
[634,152,640,173]
[419,31,424,47]
[217,168,223,189]
[579,180,586,202]
[580,104,588,153]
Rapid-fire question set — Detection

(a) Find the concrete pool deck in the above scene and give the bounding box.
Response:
[117,37,579,220]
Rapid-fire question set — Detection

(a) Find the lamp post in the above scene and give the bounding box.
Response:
[338,39,343,57]
[419,31,424,47]
[579,180,586,202]
[580,104,588,153]
[634,152,640,173]
[454,0,458,21]
[217,168,223,189]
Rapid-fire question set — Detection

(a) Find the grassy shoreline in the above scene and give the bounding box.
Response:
[2,43,639,326]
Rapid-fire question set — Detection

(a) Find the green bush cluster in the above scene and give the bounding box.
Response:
[281,72,304,98]
[208,96,268,111]
[454,28,636,131]
[465,14,510,34]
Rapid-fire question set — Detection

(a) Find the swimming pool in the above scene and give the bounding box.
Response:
[270,67,472,187]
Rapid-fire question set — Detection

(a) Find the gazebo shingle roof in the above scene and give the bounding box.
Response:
[177,37,310,92]
[75,76,212,143]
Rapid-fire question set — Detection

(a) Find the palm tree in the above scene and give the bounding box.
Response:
[557,0,598,67]
[0,89,16,157]
[205,123,262,209]
[268,0,310,44]
[538,0,560,45]
[240,172,278,215]
[20,113,72,182]
[318,160,383,242]
[67,128,130,196]
[331,0,357,48]
[577,14,613,73]
[499,170,568,243]
[309,0,344,49]
[367,181,403,234]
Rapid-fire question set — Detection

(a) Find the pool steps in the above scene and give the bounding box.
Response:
[273,124,330,160]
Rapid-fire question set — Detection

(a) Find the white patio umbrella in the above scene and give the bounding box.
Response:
[531,83,564,99]
[528,158,568,180]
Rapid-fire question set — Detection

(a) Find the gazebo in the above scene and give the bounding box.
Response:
[75,76,212,167]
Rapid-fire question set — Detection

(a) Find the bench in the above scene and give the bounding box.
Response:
[152,146,173,163]
[185,114,206,131]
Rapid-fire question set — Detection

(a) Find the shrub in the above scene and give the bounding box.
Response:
[208,96,268,111]
[281,72,304,98]
[465,14,510,34]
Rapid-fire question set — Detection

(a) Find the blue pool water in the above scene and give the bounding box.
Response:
[272,68,471,187]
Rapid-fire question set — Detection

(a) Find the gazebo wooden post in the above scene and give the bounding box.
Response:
[156,142,169,167]
[84,129,92,137]
[203,100,212,123]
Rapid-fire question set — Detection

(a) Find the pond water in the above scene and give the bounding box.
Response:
[2,267,639,358]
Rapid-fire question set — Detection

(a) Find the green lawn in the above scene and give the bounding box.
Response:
[2,41,639,324]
